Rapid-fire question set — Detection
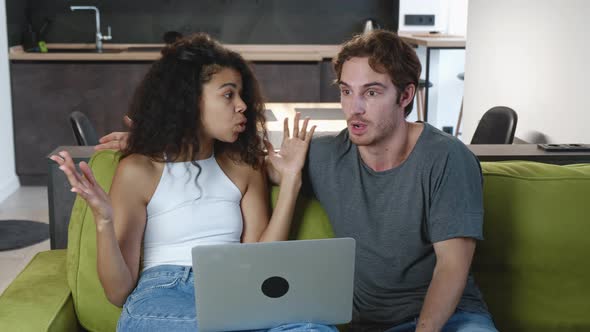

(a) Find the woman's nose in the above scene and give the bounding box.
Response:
[235,97,247,113]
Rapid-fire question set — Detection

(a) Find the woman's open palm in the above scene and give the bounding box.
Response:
[50,151,113,224]
[264,113,315,183]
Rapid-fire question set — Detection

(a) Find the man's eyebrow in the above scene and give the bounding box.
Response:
[362,82,387,89]
[337,81,387,89]
[218,82,238,89]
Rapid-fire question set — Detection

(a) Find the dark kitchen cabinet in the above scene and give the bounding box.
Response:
[10,60,338,184]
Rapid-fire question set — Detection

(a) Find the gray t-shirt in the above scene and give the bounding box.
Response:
[305,123,489,329]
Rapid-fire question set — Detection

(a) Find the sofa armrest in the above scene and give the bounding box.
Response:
[0,250,79,331]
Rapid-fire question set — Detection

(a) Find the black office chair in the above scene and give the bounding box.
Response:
[471,106,518,144]
[69,111,99,146]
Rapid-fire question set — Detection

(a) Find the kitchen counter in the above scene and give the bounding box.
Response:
[9,43,341,62]
[8,33,465,62]
[265,102,345,147]
[9,32,465,62]
[9,32,465,61]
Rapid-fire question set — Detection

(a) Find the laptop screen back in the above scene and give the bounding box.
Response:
[191,238,355,332]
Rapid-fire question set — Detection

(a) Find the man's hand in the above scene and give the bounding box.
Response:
[94,115,132,151]
[264,113,315,185]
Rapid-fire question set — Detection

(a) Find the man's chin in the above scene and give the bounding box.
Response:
[348,133,371,146]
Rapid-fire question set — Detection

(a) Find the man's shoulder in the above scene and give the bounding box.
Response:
[419,123,475,161]
[417,124,481,182]
[309,129,352,161]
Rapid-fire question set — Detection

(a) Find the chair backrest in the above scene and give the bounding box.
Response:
[471,106,518,144]
[69,111,99,146]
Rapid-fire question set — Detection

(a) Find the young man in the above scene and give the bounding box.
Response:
[97,30,497,332]
[267,30,497,332]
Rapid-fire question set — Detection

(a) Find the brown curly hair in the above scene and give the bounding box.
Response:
[122,33,267,168]
[333,30,421,118]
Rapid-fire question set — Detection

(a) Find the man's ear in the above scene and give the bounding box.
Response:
[398,84,416,109]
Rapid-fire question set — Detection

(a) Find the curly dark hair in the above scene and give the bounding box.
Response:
[333,30,422,118]
[122,33,267,168]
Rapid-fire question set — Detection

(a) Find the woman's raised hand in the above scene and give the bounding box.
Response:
[49,151,113,224]
[264,112,315,184]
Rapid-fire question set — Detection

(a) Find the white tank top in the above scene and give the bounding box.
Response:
[142,154,243,270]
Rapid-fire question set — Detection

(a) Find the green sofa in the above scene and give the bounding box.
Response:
[1,150,589,331]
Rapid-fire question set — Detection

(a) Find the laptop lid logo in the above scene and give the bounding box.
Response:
[261,276,289,298]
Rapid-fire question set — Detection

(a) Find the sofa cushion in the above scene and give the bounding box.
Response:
[476,161,590,331]
[270,187,335,240]
[0,250,78,332]
[67,150,122,332]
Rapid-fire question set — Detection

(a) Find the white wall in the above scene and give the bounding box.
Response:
[447,0,468,36]
[0,0,19,203]
[398,0,449,32]
[462,0,590,143]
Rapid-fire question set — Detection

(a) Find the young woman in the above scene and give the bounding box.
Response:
[51,33,335,332]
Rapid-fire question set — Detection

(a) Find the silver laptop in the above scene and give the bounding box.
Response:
[191,238,356,332]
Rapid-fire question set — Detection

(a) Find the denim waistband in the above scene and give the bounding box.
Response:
[140,264,192,282]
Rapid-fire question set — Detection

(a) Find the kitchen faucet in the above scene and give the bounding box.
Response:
[70,6,112,52]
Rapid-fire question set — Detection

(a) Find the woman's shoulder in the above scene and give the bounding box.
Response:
[116,154,164,182]
[217,152,263,193]
[112,154,165,202]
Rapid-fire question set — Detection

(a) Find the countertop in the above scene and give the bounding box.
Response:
[262,102,345,147]
[9,43,341,62]
[8,34,465,62]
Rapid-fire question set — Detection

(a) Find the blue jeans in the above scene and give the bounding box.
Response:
[117,265,338,331]
[385,310,498,332]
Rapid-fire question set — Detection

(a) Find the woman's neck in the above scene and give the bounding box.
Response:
[175,139,214,162]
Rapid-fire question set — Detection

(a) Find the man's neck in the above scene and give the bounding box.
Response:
[358,121,423,172]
